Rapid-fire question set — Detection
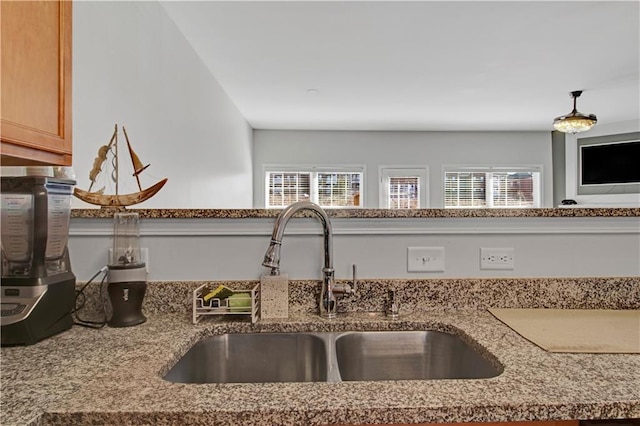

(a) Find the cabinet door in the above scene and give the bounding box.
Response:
[1,0,72,166]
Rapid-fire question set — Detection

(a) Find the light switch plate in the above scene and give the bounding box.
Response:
[407,247,445,272]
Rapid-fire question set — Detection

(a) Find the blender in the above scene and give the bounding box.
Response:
[1,176,76,346]
[107,212,147,327]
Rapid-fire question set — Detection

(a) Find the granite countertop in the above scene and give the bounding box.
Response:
[2,309,639,426]
[70,207,640,219]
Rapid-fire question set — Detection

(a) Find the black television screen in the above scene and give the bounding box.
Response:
[580,140,640,186]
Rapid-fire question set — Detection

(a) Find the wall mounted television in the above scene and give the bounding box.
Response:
[577,132,640,196]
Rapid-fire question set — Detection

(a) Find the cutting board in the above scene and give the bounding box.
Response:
[488,308,640,353]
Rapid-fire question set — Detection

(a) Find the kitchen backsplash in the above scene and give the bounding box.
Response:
[75,277,640,322]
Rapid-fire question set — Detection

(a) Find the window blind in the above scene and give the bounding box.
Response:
[490,172,539,207]
[388,176,420,209]
[265,169,363,208]
[380,167,427,209]
[444,172,487,207]
[317,172,361,208]
[444,169,540,208]
[266,172,311,208]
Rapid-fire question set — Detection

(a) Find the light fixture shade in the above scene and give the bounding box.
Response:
[553,113,597,133]
[553,91,597,134]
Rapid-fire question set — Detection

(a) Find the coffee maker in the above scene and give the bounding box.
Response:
[1,176,76,346]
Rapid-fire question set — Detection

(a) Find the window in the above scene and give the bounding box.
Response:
[266,172,311,207]
[444,166,541,208]
[265,167,363,208]
[379,167,428,209]
[316,172,362,208]
[388,176,420,209]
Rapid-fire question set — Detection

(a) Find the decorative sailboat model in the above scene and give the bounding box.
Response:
[74,124,168,208]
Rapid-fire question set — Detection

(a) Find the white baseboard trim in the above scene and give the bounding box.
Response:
[70,216,640,237]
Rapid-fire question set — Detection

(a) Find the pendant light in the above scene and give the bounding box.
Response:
[553,90,597,134]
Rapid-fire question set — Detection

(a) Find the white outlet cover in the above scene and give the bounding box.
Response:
[407,247,445,272]
[480,247,515,270]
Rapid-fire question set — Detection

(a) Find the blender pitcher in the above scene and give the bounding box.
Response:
[107,212,147,327]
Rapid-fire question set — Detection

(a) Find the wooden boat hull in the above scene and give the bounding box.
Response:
[74,178,168,207]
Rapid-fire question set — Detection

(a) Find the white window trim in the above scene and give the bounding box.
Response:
[263,164,366,208]
[442,164,543,209]
[378,166,429,209]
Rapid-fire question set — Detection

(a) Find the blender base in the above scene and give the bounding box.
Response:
[107,280,147,327]
[1,275,76,346]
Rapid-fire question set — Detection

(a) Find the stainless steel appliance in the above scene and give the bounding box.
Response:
[1,176,76,346]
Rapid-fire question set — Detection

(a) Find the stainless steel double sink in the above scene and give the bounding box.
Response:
[163,330,502,384]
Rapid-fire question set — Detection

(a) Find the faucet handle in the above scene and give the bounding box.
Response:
[330,264,358,296]
[343,264,358,295]
[350,264,358,294]
[387,289,400,319]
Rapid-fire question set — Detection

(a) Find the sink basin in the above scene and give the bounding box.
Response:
[164,333,327,383]
[163,330,501,384]
[335,331,501,381]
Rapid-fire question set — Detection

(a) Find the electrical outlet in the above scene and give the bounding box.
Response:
[407,247,445,272]
[480,247,514,270]
[108,247,149,274]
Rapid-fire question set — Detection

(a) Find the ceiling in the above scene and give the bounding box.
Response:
[160,1,639,132]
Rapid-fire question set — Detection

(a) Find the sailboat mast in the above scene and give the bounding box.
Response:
[114,124,119,196]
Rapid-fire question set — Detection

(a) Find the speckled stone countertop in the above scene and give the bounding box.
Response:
[2,277,640,426]
[2,312,640,426]
[70,207,640,219]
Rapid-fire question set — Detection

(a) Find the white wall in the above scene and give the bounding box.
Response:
[564,119,640,207]
[66,4,638,285]
[253,130,553,208]
[69,216,640,282]
[72,1,253,208]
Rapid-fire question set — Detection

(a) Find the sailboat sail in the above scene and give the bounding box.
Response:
[87,126,117,192]
[74,124,167,208]
[122,126,150,191]
[122,127,150,176]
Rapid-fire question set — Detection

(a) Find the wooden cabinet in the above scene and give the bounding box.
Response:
[1,0,72,166]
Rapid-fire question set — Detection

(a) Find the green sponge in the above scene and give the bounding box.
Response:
[227,293,252,312]
[203,285,235,302]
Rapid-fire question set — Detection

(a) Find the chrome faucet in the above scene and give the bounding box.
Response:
[261,200,355,318]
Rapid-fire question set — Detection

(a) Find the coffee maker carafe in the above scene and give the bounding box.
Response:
[1,176,76,346]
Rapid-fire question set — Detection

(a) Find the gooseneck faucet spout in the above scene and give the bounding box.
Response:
[261,200,341,318]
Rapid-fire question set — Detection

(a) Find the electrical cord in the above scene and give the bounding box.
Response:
[73,266,109,329]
